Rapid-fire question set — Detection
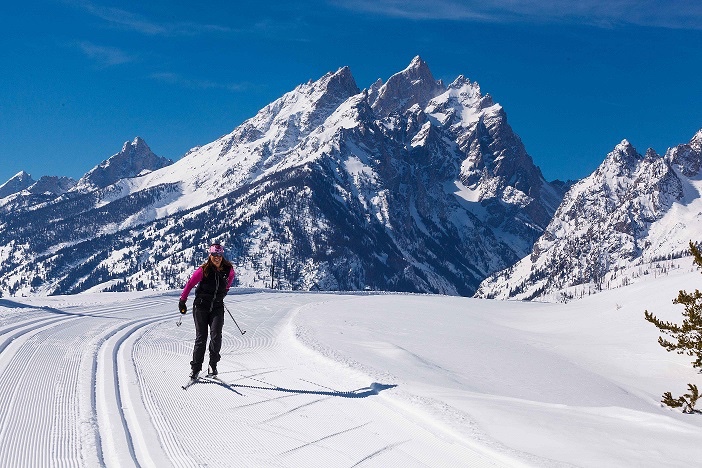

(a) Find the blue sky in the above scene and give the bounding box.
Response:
[1,1,701,184]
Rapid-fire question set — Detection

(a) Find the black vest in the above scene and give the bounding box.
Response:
[194,264,231,309]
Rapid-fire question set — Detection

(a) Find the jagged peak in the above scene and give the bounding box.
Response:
[298,66,358,96]
[322,65,359,94]
[110,137,157,165]
[666,129,702,176]
[396,55,435,83]
[446,75,484,99]
[72,137,172,191]
[690,128,702,151]
[644,147,660,160]
[121,136,151,155]
[615,139,633,150]
[449,75,472,88]
[335,65,352,77]
[0,171,35,198]
[247,66,360,129]
[27,175,77,195]
[371,56,445,117]
[406,55,429,72]
[132,135,148,147]
[10,170,32,181]
[593,140,644,178]
[610,139,642,160]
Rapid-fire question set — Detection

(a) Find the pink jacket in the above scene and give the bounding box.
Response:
[180,266,235,301]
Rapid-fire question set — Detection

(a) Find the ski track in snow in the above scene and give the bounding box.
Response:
[0,297,173,467]
[0,292,507,467]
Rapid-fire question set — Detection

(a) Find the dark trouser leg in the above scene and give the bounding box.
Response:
[208,307,225,365]
[190,306,209,372]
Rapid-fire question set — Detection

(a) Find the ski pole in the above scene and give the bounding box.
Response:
[176,314,183,327]
[224,304,246,335]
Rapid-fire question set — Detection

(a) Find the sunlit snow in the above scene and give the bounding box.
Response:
[1,266,701,467]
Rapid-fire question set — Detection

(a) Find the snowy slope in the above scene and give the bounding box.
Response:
[1,268,701,467]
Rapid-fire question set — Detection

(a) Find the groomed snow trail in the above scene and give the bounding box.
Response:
[0,292,509,467]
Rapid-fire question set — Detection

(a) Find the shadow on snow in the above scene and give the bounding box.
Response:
[197,377,397,398]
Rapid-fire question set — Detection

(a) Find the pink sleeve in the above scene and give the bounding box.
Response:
[180,268,204,301]
[226,268,235,289]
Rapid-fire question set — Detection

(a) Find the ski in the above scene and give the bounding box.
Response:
[181,374,221,390]
[182,377,198,390]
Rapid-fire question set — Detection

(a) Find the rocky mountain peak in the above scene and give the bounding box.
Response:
[370,56,445,117]
[230,65,360,148]
[125,136,149,153]
[328,66,356,89]
[368,77,383,96]
[599,140,645,177]
[28,176,77,195]
[448,75,476,91]
[666,130,702,177]
[73,137,173,191]
[644,148,659,160]
[309,66,360,119]
[0,171,35,198]
[690,129,702,152]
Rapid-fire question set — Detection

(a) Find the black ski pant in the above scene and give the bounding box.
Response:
[190,304,225,372]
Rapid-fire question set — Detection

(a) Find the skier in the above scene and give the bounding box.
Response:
[179,243,235,380]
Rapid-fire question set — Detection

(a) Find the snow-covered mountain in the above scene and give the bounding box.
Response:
[0,171,34,198]
[72,136,173,192]
[28,175,77,195]
[0,172,77,198]
[0,57,563,297]
[476,130,702,302]
[0,172,77,213]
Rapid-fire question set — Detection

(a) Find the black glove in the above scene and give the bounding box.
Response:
[179,300,187,314]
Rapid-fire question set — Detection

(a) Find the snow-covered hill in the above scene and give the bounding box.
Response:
[0,57,562,297]
[476,130,702,301]
[1,269,700,466]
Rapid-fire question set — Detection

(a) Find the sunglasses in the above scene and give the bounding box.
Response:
[210,253,223,258]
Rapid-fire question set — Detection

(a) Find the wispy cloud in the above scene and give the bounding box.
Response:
[149,72,249,92]
[331,0,702,29]
[329,0,494,21]
[75,41,136,66]
[68,0,231,36]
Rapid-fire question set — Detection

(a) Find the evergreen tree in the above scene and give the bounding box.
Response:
[644,241,702,413]
[661,384,699,414]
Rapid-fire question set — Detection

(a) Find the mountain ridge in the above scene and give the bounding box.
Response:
[475,131,702,302]
[0,56,563,297]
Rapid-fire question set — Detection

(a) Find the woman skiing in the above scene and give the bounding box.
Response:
[179,243,235,379]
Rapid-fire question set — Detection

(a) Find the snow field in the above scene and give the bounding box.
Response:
[131,293,499,467]
[1,271,701,467]
[289,281,702,467]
